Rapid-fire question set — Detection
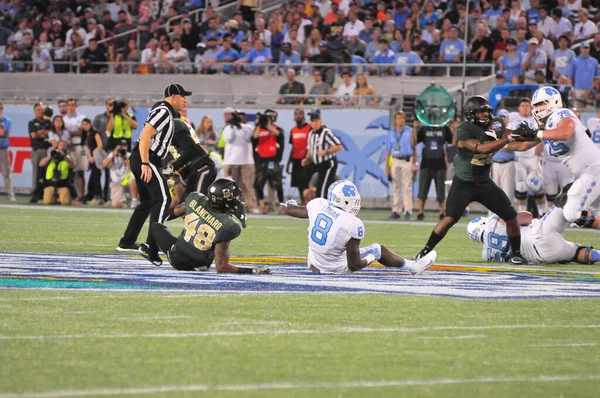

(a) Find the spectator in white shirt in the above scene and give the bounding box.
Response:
[422,20,438,45]
[140,39,162,74]
[336,70,356,105]
[537,6,553,38]
[85,18,99,45]
[165,38,191,73]
[550,8,572,42]
[573,9,598,41]
[32,40,54,73]
[65,18,87,47]
[255,18,273,48]
[343,11,365,39]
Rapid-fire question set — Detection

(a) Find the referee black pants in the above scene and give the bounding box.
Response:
[315,159,338,199]
[120,147,171,253]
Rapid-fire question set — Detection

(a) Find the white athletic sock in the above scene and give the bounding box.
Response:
[537,203,545,216]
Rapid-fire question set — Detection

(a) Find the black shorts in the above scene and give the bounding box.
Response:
[418,167,446,202]
[445,176,517,221]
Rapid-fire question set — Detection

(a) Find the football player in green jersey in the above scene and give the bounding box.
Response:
[142,178,270,274]
[414,95,534,264]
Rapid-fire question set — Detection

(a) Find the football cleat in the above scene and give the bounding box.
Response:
[405,250,437,276]
[139,243,162,266]
[116,242,140,252]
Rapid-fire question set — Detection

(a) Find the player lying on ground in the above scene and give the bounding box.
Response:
[282,179,437,274]
[141,177,270,274]
[467,184,600,264]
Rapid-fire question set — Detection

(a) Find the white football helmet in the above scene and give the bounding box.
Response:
[531,86,562,126]
[467,216,487,243]
[327,179,361,215]
[525,169,544,194]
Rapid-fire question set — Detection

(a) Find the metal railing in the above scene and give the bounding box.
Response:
[2,60,497,77]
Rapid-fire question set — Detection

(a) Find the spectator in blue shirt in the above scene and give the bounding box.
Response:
[484,1,504,29]
[204,17,225,44]
[568,43,600,106]
[237,38,272,74]
[395,39,422,76]
[521,38,547,83]
[515,29,529,55]
[439,25,464,63]
[499,38,523,84]
[420,1,439,30]
[278,41,301,73]
[359,17,375,43]
[371,38,397,76]
[393,2,411,28]
[551,35,576,84]
[526,0,541,25]
[365,27,382,62]
[212,35,239,74]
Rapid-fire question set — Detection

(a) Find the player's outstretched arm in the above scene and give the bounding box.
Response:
[281,200,309,219]
[214,241,270,274]
[505,140,539,152]
[459,137,510,154]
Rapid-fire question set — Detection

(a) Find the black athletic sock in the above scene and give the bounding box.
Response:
[419,231,444,256]
[509,235,522,256]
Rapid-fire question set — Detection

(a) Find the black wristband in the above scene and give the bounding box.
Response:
[141,162,150,166]
[237,267,253,274]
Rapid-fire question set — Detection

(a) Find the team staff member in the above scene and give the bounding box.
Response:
[490,109,516,207]
[414,96,526,264]
[385,111,417,220]
[0,104,15,201]
[118,83,191,266]
[28,103,51,202]
[287,108,311,203]
[414,118,453,221]
[302,109,343,199]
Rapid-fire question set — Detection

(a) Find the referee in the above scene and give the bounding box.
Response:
[117,83,192,266]
[301,109,343,198]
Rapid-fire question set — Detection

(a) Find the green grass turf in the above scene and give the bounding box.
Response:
[1,201,600,397]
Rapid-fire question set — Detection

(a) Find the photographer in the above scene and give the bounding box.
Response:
[105,99,138,151]
[222,110,258,213]
[39,140,75,206]
[252,109,284,213]
[83,118,104,205]
[103,139,139,208]
[28,103,52,202]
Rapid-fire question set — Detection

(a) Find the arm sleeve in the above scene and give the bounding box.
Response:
[172,144,207,170]
[146,107,169,130]
[324,130,342,146]
[349,219,365,240]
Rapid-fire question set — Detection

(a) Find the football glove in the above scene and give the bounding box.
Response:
[166,172,183,188]
[512,121,539,142]
[253,265,271,274]
[483,129,499,140]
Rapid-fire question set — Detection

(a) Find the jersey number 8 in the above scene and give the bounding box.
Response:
[183,213,217,250]
[311,214,333,246]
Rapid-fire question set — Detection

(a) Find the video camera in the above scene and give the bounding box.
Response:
[112,100,127,115]
[255,113,270,128]
[50,149,65,162]
[229,110,243,128]
[117,139,128,157]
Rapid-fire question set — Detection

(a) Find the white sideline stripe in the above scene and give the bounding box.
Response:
[212,321,288,326]
[530,343,598,347]
[117,315,192,321]
[0,297,75,302]
[419,334,487,340]
[1,375,600,397]
[1,324,599,341]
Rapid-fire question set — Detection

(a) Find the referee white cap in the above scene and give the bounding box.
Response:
[164,83,193,98]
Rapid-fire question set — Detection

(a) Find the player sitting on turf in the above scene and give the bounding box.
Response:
[467,184,600,264]
[142,177,270,274]
[282,179,437,274]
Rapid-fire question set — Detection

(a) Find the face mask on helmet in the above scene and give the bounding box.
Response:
[531,86,562,125]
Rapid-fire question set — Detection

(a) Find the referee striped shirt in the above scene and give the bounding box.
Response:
[308,126,341,164]
[144,101,176,159]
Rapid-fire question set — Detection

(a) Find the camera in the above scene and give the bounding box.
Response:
[50,149,65,161]
[256,113,270,128]
[117,140,128,157]
[229,110,242,128]
[112,100,127,115]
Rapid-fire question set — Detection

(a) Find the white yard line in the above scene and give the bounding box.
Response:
[530,343,598,347]
[419,334,487,340]
[1,375,599,397]
[117,315,192,321]
[0,324,598,341]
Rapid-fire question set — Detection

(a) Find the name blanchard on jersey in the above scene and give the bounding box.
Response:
[189,200,223,231]
[322,205,340,219]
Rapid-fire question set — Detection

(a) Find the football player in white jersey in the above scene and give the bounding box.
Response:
[467,202,600,265]
[586,107,600,151]
[513,86,600,224]
[282,180,437,275]
[535,137,574,209]
[509,97,546,216]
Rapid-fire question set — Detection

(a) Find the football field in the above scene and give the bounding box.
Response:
[1,201,599,397]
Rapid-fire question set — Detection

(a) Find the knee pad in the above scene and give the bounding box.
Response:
[575,210,596,228]
[546,194,557,203]
[575,246,597,264]
[515,190,528,200]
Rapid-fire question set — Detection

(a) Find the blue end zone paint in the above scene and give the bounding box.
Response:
[1,253,600,299]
